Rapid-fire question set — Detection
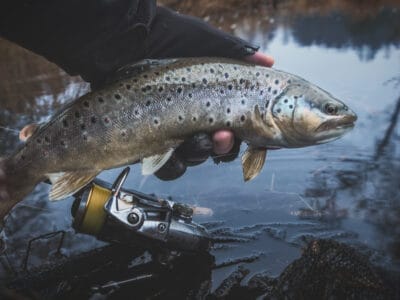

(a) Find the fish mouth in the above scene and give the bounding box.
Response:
[315,115,357,133]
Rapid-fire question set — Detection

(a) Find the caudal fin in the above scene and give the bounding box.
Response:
[0,156,42,222]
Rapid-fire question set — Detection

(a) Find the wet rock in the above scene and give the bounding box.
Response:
[213,266,250,298]
[263,239,393,300]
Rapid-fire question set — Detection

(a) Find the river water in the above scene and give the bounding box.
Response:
[0,1,399,297]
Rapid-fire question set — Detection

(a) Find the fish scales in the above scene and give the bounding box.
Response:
[18,59,286,171]
[0,57,357,217]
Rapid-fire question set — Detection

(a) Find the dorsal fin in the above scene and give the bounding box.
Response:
[105,59,179,85]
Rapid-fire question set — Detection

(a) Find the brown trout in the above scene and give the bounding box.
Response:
[0,57,357,218]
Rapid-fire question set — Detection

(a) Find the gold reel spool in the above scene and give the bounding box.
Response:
[73,184,111,235]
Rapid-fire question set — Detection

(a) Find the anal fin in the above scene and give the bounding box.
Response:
[47,171,99,201]
[241,146,267,181]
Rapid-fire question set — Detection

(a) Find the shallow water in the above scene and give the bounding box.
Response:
[0,1,399,296]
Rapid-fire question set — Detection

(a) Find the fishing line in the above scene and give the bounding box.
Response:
[0,126,19,134]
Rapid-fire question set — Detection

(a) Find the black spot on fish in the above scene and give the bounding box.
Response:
[98,97,104,103]
[60,140,66,147]
[146,100,151,106]
[166,76,170,81]
[192,116,197,122]
[177,87,183,94]
[188,93,193,98]
[62,120,68,128]
[167,97,172,102]
[80,124,86,130]
[83,101,89,107]
[251,85,255,91]
[141,87,147,93]
[240,78,245,84]
[146,85,151,91]
[155,71,160,76]
[181,77,186,82]
[104,117,110,124]
[133,78,138,83]
[240,115,246,122]
[143,74,148,79]
[241,99,245,105]
[91,116,97,124]
[202,78,208,84]
[135,109,139,115]
[234,66,238,70]
[158,86,164,92]
[228,84,233,90]
[186,67,191,72]
[273,90,278,95]
[260,90,264,96]
[289,105,293,109]
[265,100,270,108]
[178,115,183,121]
[284,99,288,103]
[268,87,272,92]
[220,89,224,94]
[277,108,281,113]
[208,117,214,124]
[114,94,121,100]
[287,79,291,84]
[227,108,231,114]
[83,135,87,141]
[154,119,159,125]
[294,96,298,99]
[210,68,215,73]
[265,74,270,78]
[226,121,231,127]
[256,72,260,77]
[192,83,196,88]
[44,136,50,143]
[121,130,127,137]
[206,101,211,107]
[275,80,279,85]
[224,73,229,78]
[126,84,131,90]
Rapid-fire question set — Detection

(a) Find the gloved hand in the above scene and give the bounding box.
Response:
[146,7,274,180]
[0,1,274,181]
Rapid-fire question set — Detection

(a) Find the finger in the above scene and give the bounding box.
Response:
[176,133,213,165]
[212,130,234,155]
[213,137,241,164]
[154,153,187,181]
[244,51,274,67]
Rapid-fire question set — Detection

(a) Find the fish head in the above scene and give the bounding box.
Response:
[270,81,357,147]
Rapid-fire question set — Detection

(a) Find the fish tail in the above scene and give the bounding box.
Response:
[0,155,42,222]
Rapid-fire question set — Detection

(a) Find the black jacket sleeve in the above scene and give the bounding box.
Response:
[0,0,258,85]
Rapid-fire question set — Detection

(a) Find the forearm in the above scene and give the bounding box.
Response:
[0,1,258,86]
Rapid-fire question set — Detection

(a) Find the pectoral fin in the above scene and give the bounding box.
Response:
[142,148,175,175]
[47,171,99,201]
[241,146,267,181]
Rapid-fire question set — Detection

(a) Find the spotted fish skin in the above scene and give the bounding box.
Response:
[0,57,357,217]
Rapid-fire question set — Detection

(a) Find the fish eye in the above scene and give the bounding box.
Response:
[324,103,338,115]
